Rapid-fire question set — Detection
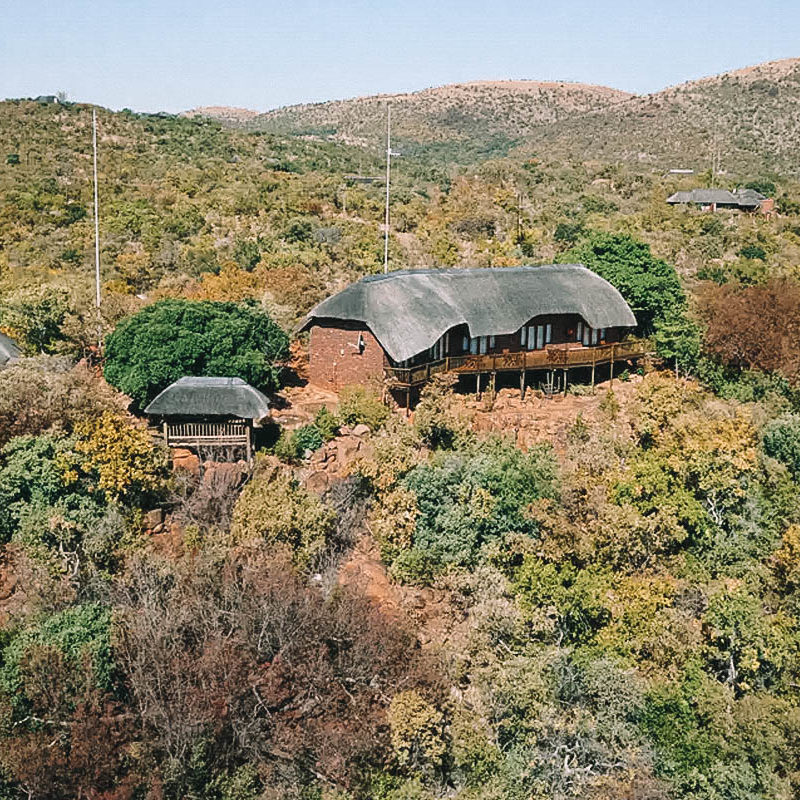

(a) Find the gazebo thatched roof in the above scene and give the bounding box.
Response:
[0,333,21,366]
[144,377,270,420]
[299,264,636,363]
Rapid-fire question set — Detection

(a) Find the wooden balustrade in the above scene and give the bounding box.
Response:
[384,340,652,387]
[164,420,251,448]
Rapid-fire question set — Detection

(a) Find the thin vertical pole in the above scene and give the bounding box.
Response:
[383,105,391,273]
[92,108,102,350]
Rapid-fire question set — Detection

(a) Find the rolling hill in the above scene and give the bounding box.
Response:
[525,57,800,174]
[189,58,800,172]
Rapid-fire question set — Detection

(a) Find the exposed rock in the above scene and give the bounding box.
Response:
[202,460,247,489]
[144,508,164,530]
[336,435,362,464]
[172,448,200,475]
[305,470,331,495]
[351,423,371,438]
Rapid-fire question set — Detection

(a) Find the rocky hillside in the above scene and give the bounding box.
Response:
[192,58,800,171]
[182,105,260,125]
[526,57,800,174]
[244,80,632,148]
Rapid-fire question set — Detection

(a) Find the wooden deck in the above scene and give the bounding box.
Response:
[384,340,652,388]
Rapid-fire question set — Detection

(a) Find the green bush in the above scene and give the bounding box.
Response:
[230,457,335,569]
[104,299,289,409]
[292,423,324,456]
[762,413,800,478]
[338,385,390,431]
[313,406,340,441]
[397,438,557,575]
[513,557,612,645]
[0,602,116,703]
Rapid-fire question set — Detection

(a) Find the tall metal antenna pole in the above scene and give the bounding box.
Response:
[383,105,391,273]
[92,108,102,349]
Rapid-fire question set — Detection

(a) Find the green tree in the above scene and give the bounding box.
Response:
[560,231,685,334]
[762,413,800,479]
[104,299,289,409]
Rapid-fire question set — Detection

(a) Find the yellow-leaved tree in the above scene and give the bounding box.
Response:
[64,412,169,504]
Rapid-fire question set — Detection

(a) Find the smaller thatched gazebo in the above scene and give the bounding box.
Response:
[0,333,21,367]
[144,377,271,462]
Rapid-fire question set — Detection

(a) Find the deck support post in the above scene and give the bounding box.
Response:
[591,363,596,388]
[246,424,252,467]
[476,373,481,399]
[490,371,496,394]
[610,345,615,386]
[563,369,568,396]
[405,388,411,417]
[520,368,526,399]
[162,421,168,447]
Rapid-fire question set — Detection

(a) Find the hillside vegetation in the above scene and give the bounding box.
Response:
[3,61,800,799]
[194,58,800,172]
[240,80,632,153]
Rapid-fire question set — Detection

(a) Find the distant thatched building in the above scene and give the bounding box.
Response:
[667,188,773,213]
[300,264,648,403]
[144,377,270,462]
[0,333,21,367]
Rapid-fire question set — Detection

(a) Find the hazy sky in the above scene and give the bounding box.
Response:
[1,0,798,113]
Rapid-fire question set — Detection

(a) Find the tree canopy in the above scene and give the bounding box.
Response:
[560,231,686,334]
[104,299,289,409]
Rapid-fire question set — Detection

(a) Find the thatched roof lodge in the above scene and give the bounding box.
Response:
[300,264,647,399]
[667,188,771,212]
[0,333,21,366]
[145,377,270,460]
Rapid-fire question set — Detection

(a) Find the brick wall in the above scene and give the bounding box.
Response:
[308,321,386,390]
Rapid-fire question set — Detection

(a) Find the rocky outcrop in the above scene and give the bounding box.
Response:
[300,424,374,495]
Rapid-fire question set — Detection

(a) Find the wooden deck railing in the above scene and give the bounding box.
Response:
[165,420,250,448]
[384,340,652,387]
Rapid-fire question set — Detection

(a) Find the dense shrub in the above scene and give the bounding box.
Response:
[699,279,800,384]
[0,358,128,448]
[396,438,558,578]
[230,457,335,569]
[561,231,686,334]
[338,384,390,430]
[104,299,289,408]
[762,413,800,478]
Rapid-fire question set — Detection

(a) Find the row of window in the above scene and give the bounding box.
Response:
[401,323,608,366]
[576,321,606,346]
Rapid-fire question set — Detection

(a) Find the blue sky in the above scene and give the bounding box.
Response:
[1,0,798,113]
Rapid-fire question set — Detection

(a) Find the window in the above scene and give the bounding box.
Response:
[488,335,496,350]
[525,323,552,350]
[520,327,527,347]
[469,336,488,355]
[576,321,584,342]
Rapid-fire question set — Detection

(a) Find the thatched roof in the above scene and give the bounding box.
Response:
[0,333,21,366]
[144,377,270,420]
[300,264,637,363]
[667,188,766,208]
[732,188,767,208]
